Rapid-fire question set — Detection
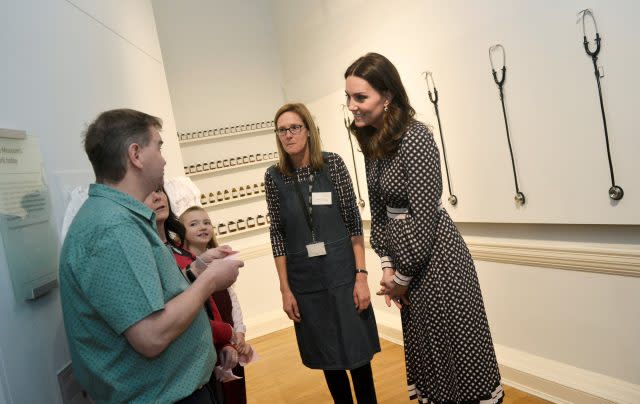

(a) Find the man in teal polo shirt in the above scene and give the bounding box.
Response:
[59,109,243,403]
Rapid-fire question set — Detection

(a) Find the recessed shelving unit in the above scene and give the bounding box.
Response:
[178,126,274,146]
[216,222,269,240]
[186,156,277,179]
[177,119,275,242]
[202,190,265,208]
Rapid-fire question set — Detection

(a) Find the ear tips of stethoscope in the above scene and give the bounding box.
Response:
[489,44,506,70]
[577,8,598,35]
[423,71,435,90]
[340,104,351,127]
[577,8,593,18]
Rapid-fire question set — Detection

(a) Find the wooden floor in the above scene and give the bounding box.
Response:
[245,327,549,403]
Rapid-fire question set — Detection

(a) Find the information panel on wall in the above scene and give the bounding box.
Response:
[0,129,59,301]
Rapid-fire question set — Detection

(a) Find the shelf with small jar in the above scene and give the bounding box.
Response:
[200,182,266,207]
[185,152,279,178]
[177,121,275,145]
[215,213,271,239]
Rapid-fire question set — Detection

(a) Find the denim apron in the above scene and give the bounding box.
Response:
[268,159,380,370]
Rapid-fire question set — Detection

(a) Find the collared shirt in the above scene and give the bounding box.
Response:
[59,184,215,403]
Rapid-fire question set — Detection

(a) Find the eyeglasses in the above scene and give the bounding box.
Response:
[275,124,305,136]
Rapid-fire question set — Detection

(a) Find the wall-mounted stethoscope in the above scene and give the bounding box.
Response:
[577,9,624,201]
[341,104,366,208]
[489,44,526,205]
[422,71,458,206]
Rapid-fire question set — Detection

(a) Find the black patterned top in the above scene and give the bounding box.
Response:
[365,120,444,283]
[265,152,363,257]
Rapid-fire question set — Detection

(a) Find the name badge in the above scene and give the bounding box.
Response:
[306,242,327,257]
[312,192,332,205]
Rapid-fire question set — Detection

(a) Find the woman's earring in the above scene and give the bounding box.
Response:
[384,104,389,112]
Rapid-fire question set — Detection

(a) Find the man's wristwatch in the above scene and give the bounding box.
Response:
[355,268,368,275]
[185,265,197,282]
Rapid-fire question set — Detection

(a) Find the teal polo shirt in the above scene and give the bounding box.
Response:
[59,184,215,403]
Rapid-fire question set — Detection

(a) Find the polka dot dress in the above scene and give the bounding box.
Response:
[365,121,504,403]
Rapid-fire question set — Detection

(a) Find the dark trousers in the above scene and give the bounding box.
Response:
[175,384,218,404]
[323,363,377,404]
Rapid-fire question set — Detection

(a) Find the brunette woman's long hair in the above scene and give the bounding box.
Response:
[160,187,185,245]
[344,52,415,160]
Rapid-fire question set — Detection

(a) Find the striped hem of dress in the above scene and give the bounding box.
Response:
[407,383,504,404]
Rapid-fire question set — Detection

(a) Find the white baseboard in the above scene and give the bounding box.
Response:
[374,311,639,404]
[374,310,403,346]
[243,310,291,341]
[495,344,640,404]
[497,364,612,404]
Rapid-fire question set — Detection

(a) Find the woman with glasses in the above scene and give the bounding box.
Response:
[344,53,503,404]
[264,103,380,403]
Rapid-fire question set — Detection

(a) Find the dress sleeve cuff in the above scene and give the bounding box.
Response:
[381,256,394,270]
[393,271,412,286]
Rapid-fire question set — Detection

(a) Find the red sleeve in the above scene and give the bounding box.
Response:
[210,320,233,347]
[208,296,233,347]
[169,246,234,346]
[172,248,195,270]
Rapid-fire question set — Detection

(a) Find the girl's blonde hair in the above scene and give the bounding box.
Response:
[179,206,218,249]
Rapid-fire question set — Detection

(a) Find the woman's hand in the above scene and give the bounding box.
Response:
[233,332,252,356]
[353,273,371,313]
[193,245,237,274]
[282,290,301,322]
[200,245,236,261]
[220,345,239,370]
[377,268,410,309]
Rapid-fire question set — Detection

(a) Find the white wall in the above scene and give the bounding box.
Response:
[273,0,640,225]
[2,1,634,401]
[151,0,290,342]
[269,0,640,401]
[150,3,640,399]
[152,0,285,132]
[0,1,180,402]
[152,0,285,240]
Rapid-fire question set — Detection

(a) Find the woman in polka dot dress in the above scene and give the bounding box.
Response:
[344,52,504,403]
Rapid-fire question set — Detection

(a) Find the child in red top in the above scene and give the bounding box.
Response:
[143,188,237,383]
[180,206,251,404]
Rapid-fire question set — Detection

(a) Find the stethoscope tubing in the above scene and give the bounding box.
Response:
[489,44,525,205]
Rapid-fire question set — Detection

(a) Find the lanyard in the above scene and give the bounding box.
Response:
[293,173,316,242]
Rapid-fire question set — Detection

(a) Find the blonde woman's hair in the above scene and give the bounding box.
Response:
[179,206,218,249]
[273,103,324,176]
